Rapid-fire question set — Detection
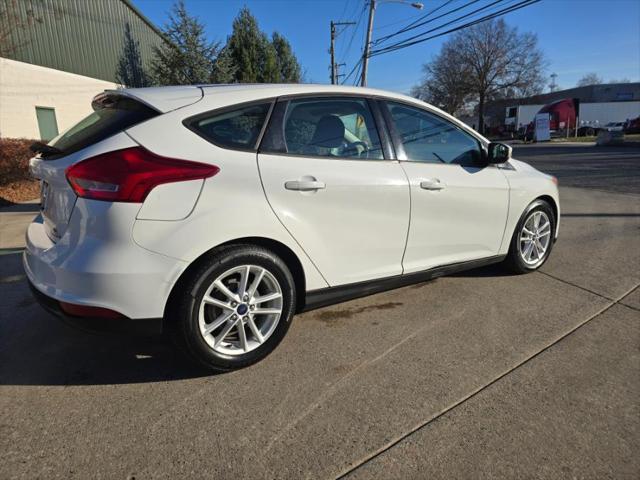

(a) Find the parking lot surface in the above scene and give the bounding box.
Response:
[0,144,638,479]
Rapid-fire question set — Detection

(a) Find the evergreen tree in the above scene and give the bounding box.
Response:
[211,46,236,84]
[260,36,280,82]
[151,0,219,85]
[116,23,150,88]
[224,7,302,83]
[226,7,263,82]
[272,32,301,83]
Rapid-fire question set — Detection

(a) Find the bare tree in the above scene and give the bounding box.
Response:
[412,19,545,133]
[411,41,470,116]
[576,73,603,87]
[0,0,43,57]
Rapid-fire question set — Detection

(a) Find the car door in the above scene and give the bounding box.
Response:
[380,100,509,274]
[257,96,410,286]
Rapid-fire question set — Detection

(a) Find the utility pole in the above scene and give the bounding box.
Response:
[361,0,377,87]
[361,1,423,87]
[329,20,355,84]
[330,21,337,84]
[335,63,346,84]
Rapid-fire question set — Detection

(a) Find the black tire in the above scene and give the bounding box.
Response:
[503,199,556,274]
[168,245,296,372]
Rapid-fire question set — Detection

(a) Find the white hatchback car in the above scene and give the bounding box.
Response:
[25,84,559,371]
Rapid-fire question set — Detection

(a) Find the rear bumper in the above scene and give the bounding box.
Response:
[23,203,188,323]
[28,279,163,335]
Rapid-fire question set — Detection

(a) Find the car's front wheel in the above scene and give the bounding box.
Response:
[504,199,555,274]
[171,245,296,371]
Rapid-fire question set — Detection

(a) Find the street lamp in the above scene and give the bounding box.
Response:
[361,0,424,87]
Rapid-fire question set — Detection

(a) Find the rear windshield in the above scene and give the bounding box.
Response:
[48,94,158,157]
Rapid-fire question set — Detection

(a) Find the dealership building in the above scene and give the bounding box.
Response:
[481,82,640,131]
[0,0,164,140]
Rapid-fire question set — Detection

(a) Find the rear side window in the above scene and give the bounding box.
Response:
[50,95,158,156]
[187,103,272,151]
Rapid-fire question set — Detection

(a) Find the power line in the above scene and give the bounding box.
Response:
[373,0,474,46]
[370,0,539,56]
[338,3,367,64]
[330,21,356,84]
[374,0,504,51]
[337,0,352,22]
[373,11,428,32]
[341,58,363,85]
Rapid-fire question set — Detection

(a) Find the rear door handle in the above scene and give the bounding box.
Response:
[285,179,326,191]
[420,179,446,191]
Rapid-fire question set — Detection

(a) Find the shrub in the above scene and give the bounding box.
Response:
[0,138,36,186]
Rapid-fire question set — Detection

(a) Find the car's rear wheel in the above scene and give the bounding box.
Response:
[504,200,555,274]
[170,245,296,371]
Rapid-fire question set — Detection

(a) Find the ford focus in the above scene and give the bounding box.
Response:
[25,84,560,371]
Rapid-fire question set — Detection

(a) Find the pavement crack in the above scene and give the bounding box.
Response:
[334,282,640,480]
[537,270,616,302]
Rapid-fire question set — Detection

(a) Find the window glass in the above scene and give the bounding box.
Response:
[191,103,271,150]
[273,97,384,159]
[386,102,481,165]
[50,96,157,156]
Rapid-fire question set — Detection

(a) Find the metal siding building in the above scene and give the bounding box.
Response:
[1,0,164,82]
[0,0,166,139]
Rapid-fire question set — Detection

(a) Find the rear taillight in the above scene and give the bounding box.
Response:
[65,147,219,202]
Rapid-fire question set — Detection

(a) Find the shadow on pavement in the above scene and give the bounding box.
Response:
[0,313,217,386]
[452,263,516,278]
[0,202,40,213]
[0,314,214,386]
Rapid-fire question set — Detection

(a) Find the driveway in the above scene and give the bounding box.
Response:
[0,144,638,479]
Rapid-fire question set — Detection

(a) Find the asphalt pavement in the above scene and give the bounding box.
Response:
[0,144,638,479]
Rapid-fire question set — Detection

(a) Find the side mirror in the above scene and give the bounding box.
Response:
[487,142,512,164]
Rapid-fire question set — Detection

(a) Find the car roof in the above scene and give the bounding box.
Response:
[110,83,489,144]
[117,83,421,111]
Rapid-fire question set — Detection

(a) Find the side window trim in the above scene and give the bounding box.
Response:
[183,98,276,153]
[258,94,391,161]
[379,99,488,165]
[377,99,406,161]
[368,98,395,160]
[258,98,288,154]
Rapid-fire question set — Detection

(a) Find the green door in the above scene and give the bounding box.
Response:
[35,107,59,141]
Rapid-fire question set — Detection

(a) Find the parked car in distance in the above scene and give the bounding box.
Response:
[624,116,640,134]
[602,122,625,132]
[25,84,560,371]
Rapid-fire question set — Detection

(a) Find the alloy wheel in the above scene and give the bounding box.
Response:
[519,210,552,267]
[198,265,283,356]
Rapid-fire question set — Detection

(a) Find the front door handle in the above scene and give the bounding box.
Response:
[285,178,326,191]
[420,179,446,191]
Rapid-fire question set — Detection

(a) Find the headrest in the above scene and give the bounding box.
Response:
[309,115,345,149]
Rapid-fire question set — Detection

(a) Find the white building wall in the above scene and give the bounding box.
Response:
[0,57,117,139]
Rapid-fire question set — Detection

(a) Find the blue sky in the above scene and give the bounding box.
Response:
[133,0,640,93]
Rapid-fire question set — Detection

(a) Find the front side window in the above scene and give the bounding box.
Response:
[385,102,481,166]
[189,102,272,150]
[264,97,384,160]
